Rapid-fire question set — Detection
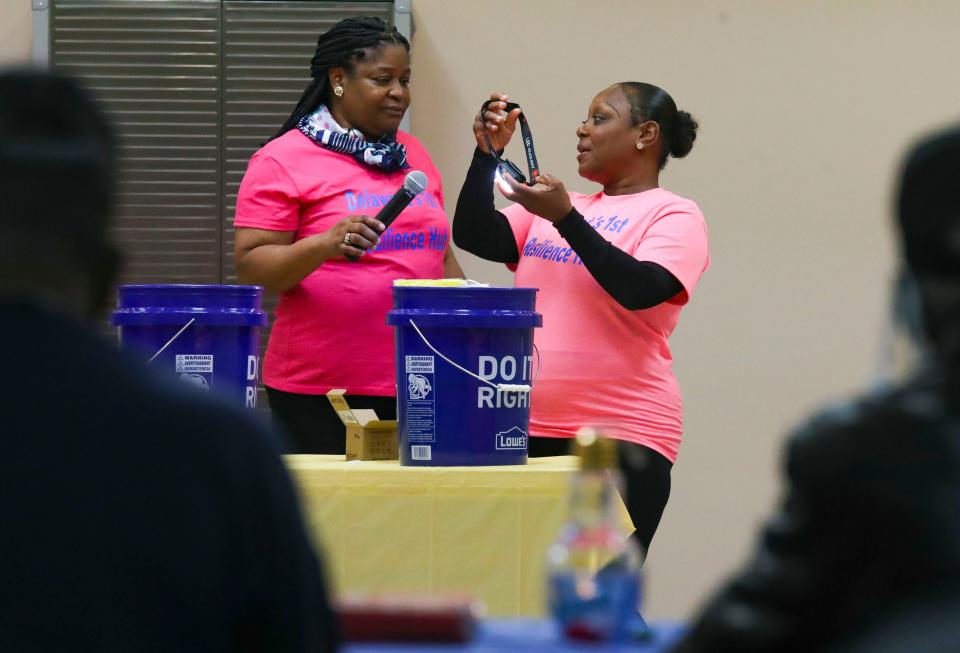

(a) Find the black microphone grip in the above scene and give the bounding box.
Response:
[344,187,417,262]
[374,186,418,231]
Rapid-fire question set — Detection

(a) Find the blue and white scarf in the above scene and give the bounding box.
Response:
[298,105,408,172]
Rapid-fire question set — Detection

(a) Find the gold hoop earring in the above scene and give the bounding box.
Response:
[334,85,344,97]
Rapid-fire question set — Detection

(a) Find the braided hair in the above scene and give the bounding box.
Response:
[270,16,409,141]
[617,82,698,170]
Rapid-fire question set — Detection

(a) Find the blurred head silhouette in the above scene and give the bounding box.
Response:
[896,126,960,364]
[0,68,119,318]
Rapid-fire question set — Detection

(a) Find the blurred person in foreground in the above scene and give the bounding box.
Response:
[0,68,337,652]
[671,125,960,653]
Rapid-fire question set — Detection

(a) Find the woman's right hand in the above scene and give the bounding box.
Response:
[235,215,385,294]
[322,215,385,259]
[474,92,522,154]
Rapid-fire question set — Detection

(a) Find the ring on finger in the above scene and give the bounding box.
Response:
[343,232,352,245]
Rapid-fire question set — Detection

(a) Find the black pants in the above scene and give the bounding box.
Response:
[265,387,397,454]
[528,436,672,558]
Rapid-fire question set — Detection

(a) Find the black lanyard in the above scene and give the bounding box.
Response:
[480,100,540,186]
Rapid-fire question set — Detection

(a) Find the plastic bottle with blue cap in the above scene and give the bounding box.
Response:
[545,427,649,642]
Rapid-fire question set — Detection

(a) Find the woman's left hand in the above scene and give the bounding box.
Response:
[498,172,573,224]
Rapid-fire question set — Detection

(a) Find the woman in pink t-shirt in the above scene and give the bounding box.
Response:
[453,83,709,556]
[234,17,462,454]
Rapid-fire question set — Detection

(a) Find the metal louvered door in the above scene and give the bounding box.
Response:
[220,1,394,285]
[50,0,223,286]
[47,0,399,407]
[221,2,394,410]
[48,0,396,288]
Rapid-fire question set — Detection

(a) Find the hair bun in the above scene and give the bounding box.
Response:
[670,110,698,159]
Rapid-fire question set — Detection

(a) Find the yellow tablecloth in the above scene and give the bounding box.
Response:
[285,455,625,617]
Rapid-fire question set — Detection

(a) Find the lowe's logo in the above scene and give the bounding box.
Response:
[496,426,528,450]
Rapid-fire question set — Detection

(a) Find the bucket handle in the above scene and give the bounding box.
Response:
[408,319,540,394]
[146,318,196,364]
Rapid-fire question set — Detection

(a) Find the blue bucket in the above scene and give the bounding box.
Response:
[111,284,268,408]
[387,285,542,466]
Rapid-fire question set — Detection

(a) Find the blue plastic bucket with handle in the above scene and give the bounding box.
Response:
[387,284,542,466]
[111,284,268,408]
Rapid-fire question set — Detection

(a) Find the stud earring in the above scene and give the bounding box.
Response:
[636,142,644,150]
[334,85,344,97]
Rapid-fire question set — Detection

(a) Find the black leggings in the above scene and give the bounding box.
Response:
[528,436,673,558]
[265,387,396,454]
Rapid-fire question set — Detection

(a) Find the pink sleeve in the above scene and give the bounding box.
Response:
[234,153,300,231]
[633,207,710,298]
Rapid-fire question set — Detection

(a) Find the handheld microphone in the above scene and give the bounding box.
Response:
[347,169,428,262]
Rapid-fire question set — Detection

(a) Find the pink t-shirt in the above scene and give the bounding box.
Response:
[234,129,448,395]
[502,188,709,462]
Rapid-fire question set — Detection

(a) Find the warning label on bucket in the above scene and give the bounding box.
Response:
[176,354,213,373]
[405,355,435,443]
[405,355,434,374]
[176,355,213,392]
[407,373,432,400]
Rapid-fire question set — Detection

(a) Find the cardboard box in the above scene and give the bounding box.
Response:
[326,389,398,461]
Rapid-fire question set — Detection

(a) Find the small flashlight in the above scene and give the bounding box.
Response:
[479,98,539,190]
[494,166,512,194]
[494,159,526,195]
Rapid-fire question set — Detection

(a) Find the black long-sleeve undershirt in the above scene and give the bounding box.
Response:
[452,149,520,264]
[453,149,684,310]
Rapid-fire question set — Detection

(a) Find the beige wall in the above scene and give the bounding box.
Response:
[0,1,31,65]
[6,0,960,621]
[409,0,960,620]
